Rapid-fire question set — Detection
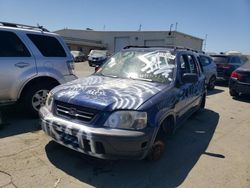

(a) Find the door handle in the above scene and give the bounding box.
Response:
[14,62,30,68]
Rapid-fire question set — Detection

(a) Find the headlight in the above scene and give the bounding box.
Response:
[104,111,147,130]
[45,92,54,111]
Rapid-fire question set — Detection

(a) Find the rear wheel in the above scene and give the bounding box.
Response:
[229,89,239,98]
[200,94,206,110]
[196,94,206,113]
[207,76,216,90]
[21,82,56,117]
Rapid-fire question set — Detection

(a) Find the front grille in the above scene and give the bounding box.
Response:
[54,100,98,122]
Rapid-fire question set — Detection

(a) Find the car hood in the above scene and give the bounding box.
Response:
[52,75,166,111]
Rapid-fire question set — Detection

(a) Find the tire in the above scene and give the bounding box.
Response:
[229,89,239,98]
[146,118,174,161]
[146,140,165,161]
[200,94,206,109]
[207,76,216,90]
[162,117,175,138]
[196,94,206,114]
[21,82,56,117]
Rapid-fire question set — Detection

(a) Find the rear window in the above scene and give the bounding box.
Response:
[211,56,228,64]
[27,34,66,57]
[0,30,30,57]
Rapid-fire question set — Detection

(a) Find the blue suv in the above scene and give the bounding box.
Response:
[40,47,206,160]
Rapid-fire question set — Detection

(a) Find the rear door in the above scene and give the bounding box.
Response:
[26,33,71,76]
[0,30,36,101]
[175,53,204,118]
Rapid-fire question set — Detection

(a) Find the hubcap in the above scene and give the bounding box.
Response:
[32,89,49,111]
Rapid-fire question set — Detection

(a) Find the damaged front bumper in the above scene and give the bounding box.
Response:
[39,107,151,160]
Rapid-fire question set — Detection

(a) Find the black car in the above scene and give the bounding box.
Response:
[211,55,245,81]
[229,63,250,97]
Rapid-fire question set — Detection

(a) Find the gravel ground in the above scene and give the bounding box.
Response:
[0,62,249,188]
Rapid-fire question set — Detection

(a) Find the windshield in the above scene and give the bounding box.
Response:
[97,50,176,83]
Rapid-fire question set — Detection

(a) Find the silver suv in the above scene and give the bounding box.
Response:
[0,22,77,115]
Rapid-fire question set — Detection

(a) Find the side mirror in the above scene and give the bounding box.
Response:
[182,73,198,84]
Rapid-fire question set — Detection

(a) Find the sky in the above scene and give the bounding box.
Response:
[0,0,250,54]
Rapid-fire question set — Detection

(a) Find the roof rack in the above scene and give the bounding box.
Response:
[0,21,49,32]
[123,45,205,54]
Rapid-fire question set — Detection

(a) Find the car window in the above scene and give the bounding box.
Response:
[187,55,198,74]
[179,54,199,83]
[0,30,30,57]
[230,56,240,64]
[211,56,228,64]
[27,34,66,57]
[199,56,211,66]
[180,55,190,73]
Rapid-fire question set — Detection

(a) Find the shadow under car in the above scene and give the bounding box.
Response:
[45,109,220,188]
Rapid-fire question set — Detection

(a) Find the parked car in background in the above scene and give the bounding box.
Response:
[71,50,86,62]
[211,54,245,82]
[88,50,109,67]
[229,62,250,98]
[197,54,217,90]
[0,22,77,116]
[40,46,206,161]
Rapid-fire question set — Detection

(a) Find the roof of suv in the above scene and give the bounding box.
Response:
[123,45,203,54]
[0,21,58,36]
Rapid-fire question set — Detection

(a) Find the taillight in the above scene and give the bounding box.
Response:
[222,64,232,69]
[231,71,238,79]
[231,71,243,80]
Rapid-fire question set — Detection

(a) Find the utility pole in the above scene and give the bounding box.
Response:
[169,24,173,35]
[203,34,208,51]
[175,22,178,31]
[138,24,142,31]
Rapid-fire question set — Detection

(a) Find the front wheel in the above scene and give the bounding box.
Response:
[21,83,56,117]
[146,140,165,161]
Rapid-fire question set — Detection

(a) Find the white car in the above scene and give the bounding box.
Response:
[0,22,77,116]
[71,50,85,62]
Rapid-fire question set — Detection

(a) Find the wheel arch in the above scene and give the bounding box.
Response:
[18,76,60,101]
[150,112,177,146]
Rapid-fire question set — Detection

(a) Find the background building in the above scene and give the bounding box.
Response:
[55,29,203,55]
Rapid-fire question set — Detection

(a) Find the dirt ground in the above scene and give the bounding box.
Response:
[0,62,250,188]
